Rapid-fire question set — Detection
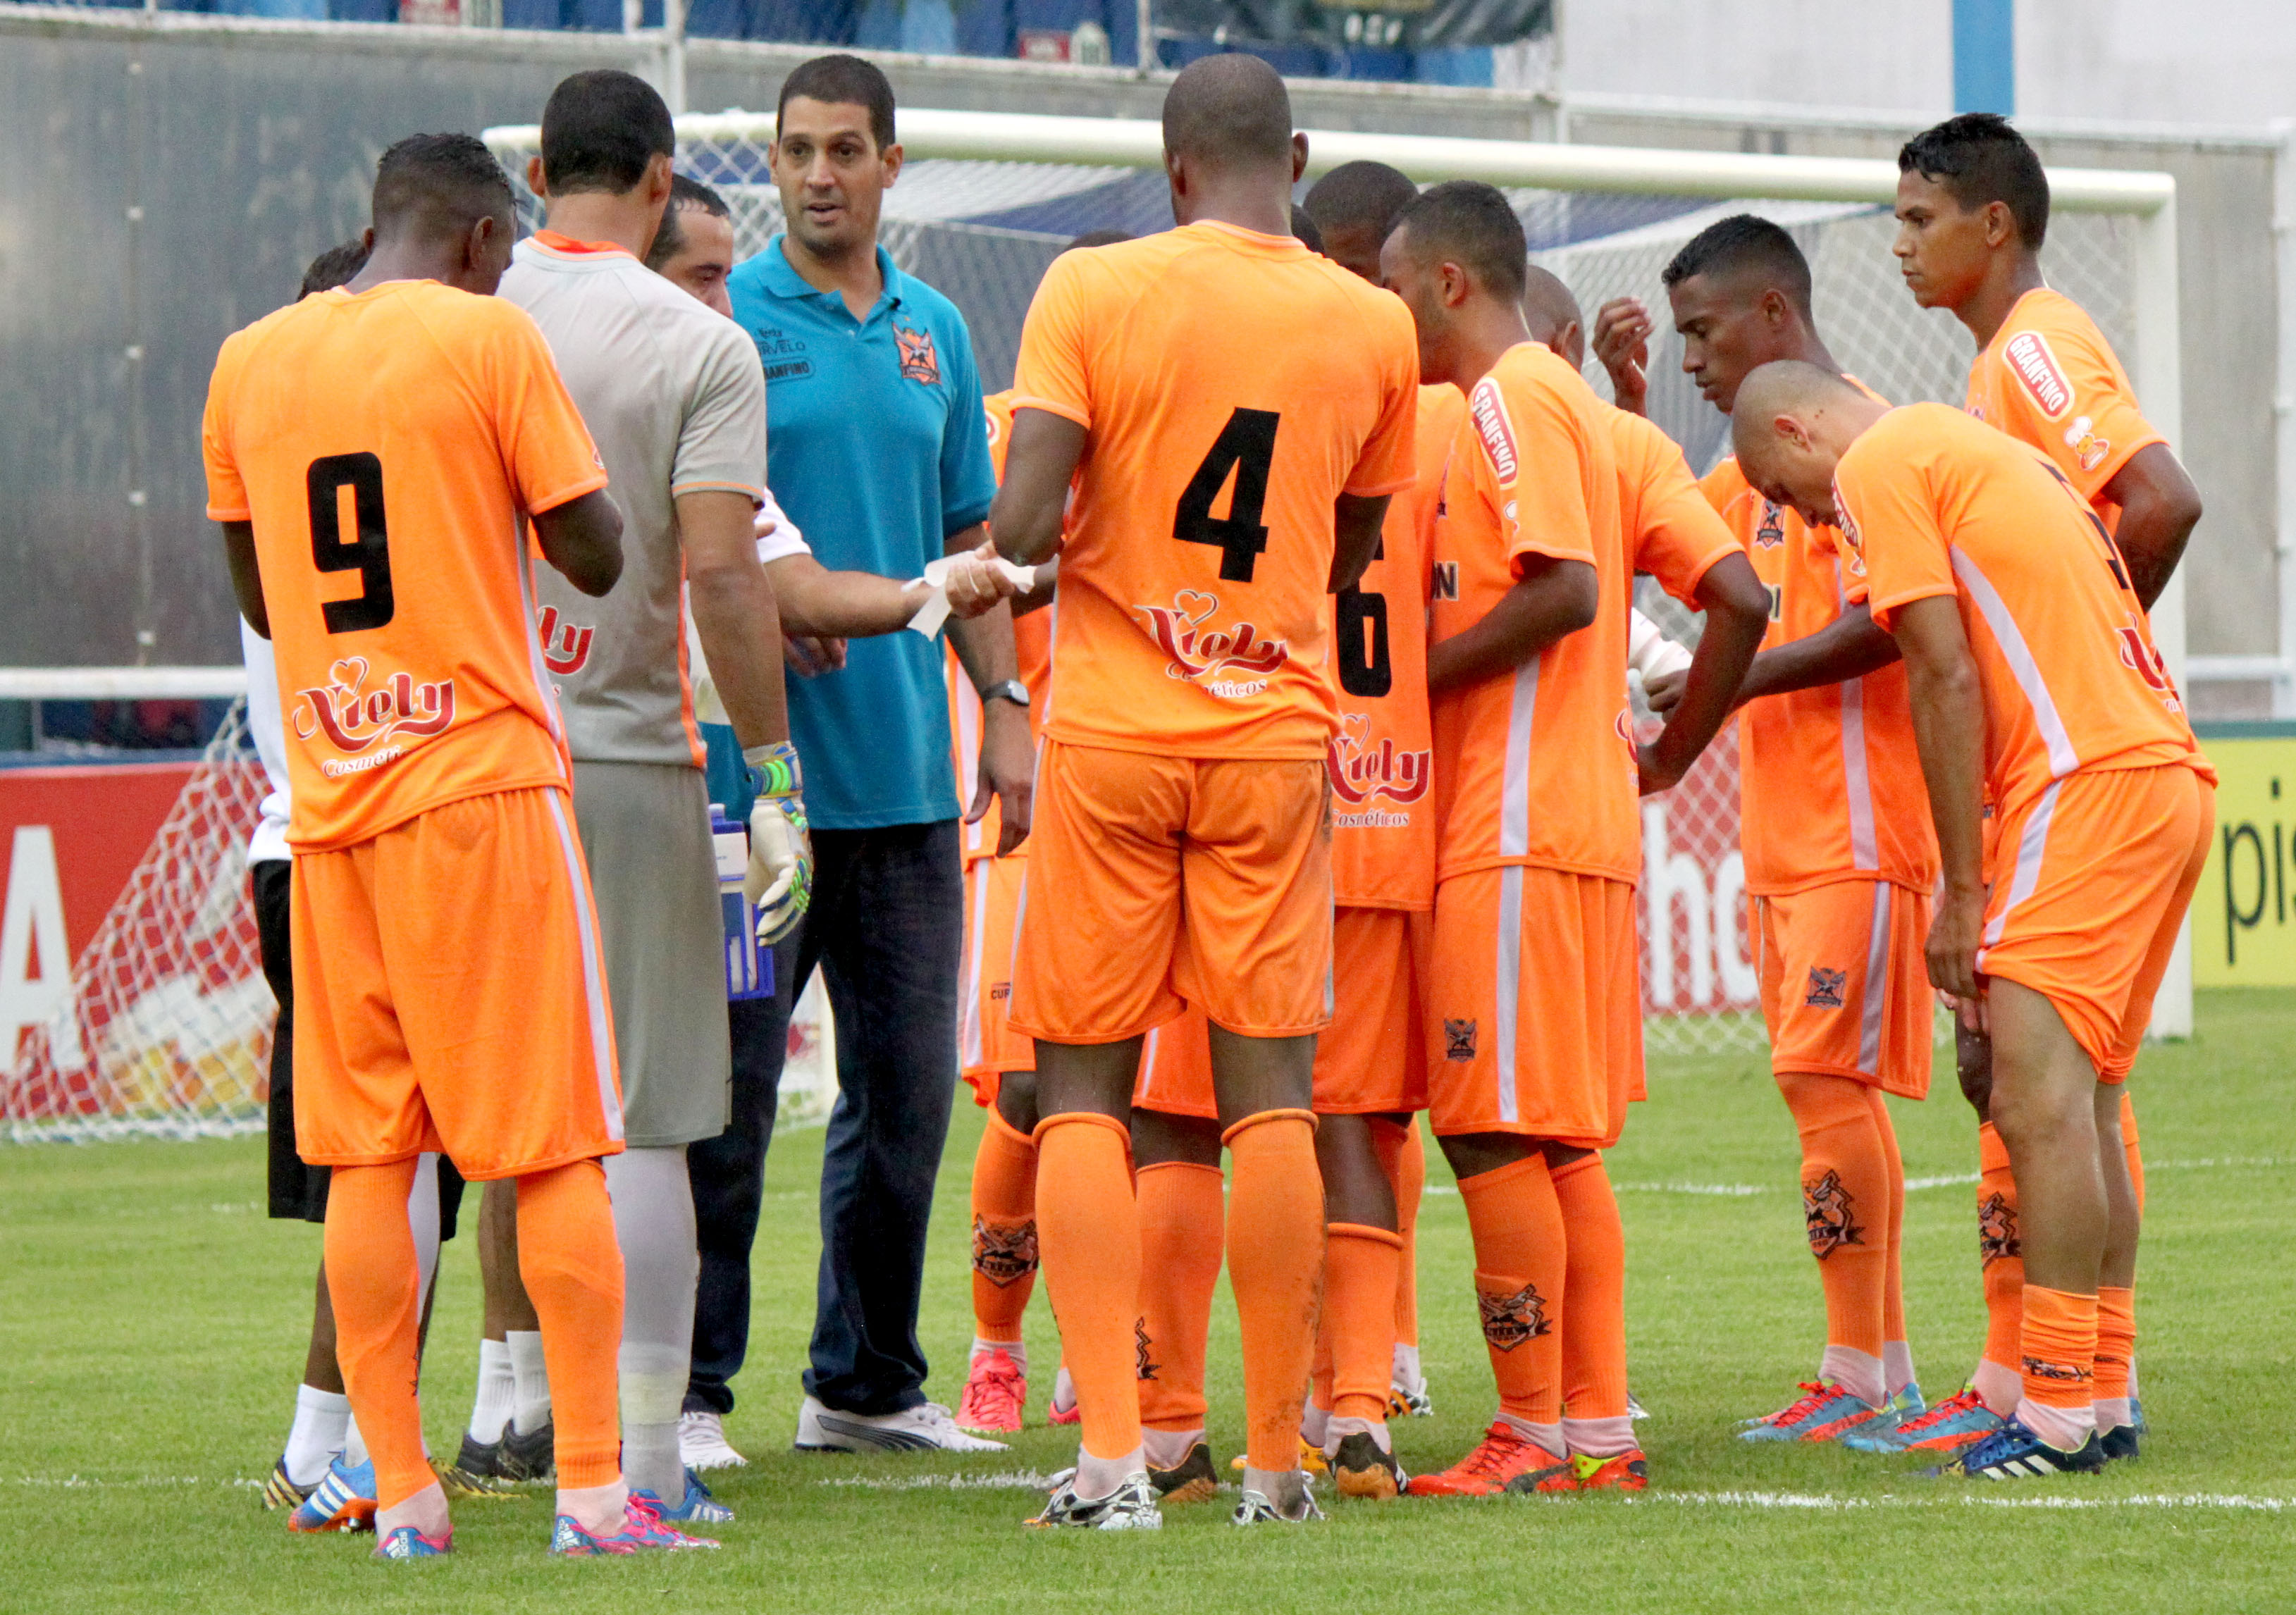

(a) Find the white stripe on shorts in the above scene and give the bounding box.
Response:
[1858,882,1892,1077]
[1980,779,2062,961]
[960,860,989,1071]
[1495,864,1525,1125]
[544,788,624,1143]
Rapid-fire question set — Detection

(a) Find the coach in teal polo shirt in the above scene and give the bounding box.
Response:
[684,54,1032,1456]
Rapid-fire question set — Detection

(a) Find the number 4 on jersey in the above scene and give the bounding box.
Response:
[1174,408,1280,583]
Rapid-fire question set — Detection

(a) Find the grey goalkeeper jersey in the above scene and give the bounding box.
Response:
[501,235,768,765]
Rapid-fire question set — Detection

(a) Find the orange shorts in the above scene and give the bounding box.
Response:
[1979,764,2213,1082]
[290,786,624,1180]
[1008,739,1333,1043]
[1424,866,1641,1149]
[1753,879,1934,1100]
[959,850,1034,1106]
[1127,907,1430,1120]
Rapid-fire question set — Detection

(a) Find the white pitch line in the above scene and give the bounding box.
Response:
[1644,1489,2292,1513]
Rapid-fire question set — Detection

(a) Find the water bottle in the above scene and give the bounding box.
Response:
[712,803,773,1001]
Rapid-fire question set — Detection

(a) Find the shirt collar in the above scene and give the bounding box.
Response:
[760,237,904,318]
[529,228,637,260]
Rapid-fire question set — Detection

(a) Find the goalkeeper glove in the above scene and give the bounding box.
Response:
[743,741,812,944]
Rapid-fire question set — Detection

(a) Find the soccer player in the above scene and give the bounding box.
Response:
[645,173,739,316]
[992,54,1419,1528]
[1730,362,2213,1477]
[1895,113,2202,1454]
[1380,183,1765,1497]
[1304,159,1422,284]
[1592,216,1941,1444]
[204,132,708,1556]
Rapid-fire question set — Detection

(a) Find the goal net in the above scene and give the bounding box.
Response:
[487,109,2158,1059]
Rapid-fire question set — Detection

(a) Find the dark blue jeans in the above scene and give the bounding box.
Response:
[685,819,961,1418]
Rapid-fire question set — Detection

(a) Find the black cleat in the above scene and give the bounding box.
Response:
[1329,1430,1406,1501]
[497,1418,555,1484]
[1953,1418,2106,1479]
[1147,1440,1219,1505]
[2101,1423,2140,1461]
[436,1433,512,1499]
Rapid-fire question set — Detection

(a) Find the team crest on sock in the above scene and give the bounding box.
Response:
[971,1216,1039,1287]
[1443,1019,1477,1061]
[1803,967,1847,1008]
[1977,1194,2020,1265]
[2020,1354,2092,1388]
[1135,1317,1160,1382]
[1476,1282,1552,1351]
[1803,1170,1865,1257]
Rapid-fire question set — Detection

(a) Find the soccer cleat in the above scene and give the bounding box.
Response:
[1572,1449,1650,1491]
[1405,1421,1560,1497]
[1841,1386,2005,1454]
[679,1409,748,1471]
[287,1456,376,1534]
[436,1442,512,1501]
[1954,1418,2106,1479]
[372,1526,452,1560]
[2130,1397,2149,1435]
[497,1418,555,1484]
[1026,1470,1162,1530]
[550,1495,720,1555]
[1737,1381,1887,1444]
[1627,1392,1650,1422]
[260,1457,316,1513]
[1231,1478,1325,1526]
[1328,1430,1406,1501]
[635,1467,735,1524]
[2101,1423,2141,1462]
[1505,1452,1587,1494]
[955,1348,1027,1436]
[794,1395,1009,1454]
[1387,1373,1434,1420]
[1229,1436,1327,1475]
[1147,1441,1220,1505]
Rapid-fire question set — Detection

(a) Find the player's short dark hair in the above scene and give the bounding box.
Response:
[1063,229,1132,252]
[645,173,731,271]
[1899,112,2049,250]
[299,237,371,300]
[371,132,516,244]
[777,54,896,152]
[1162,54,1292,173]
[1290,208,1325,254]
[1662,214,1813,311]
[1392,180,1526,301]
[541,69,674,196]
[1302,160,1419,242]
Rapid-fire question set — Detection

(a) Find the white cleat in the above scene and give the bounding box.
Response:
[679,1409,748,1471]
[1027,1470,1162,1530]
[794,1394,1011,1454]
[1231,1471,1326,1526]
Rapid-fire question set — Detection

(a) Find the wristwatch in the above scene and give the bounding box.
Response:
[980,679,1030,711]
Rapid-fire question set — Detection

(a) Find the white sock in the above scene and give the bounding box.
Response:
[1883,1339,1917,1400]
[1495,1410,1564,1461]
[1324,1413,1390,1455]
[1973,1358,2022,1417]
[2127,1356,2142,1400]
[342,1415,370,1469]
[1390,1342,1422,1387]
[1299,1401,1330,1451]
[469,1338,515,1444]
[1561,1413,1636,1459]
[2094,1395,2133,1433]
[557,1478,629,1536]
[1140,1426,1202,1470]
[604,1146,700,1502]
[407,1153,442,1303]
[1075,1444,1140,1499]
[1050,1366,1077,1415]
[508,1330,551,1435]
[972,1337,1027,1378]
[374,1479,449,1542]
[283,1385,351,1486]
[2016,1396,2097,1451]
[1819,1344,1886,1409]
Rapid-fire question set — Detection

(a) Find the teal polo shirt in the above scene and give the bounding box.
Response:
[727,237,997,830]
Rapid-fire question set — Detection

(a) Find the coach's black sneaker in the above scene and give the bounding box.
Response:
[1952,1418,2106,1479]
[1329,1426,1406,1502]
[2101,1422,2141,1461]
[498,1418,555,1484]
[1027,1470,1162,1530]
[1147,1441,1219,1505]
[437,1434,512,1499]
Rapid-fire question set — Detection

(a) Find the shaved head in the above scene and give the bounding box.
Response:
[1730,360,1886,525]
[1304,159,1417,281]
[1162,54,1293,173]
[1522,264,1581,347]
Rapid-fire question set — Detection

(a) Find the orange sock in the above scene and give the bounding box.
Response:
[2121,1090,2145,1213]
[323,1158,431,1510]
[1777,1071,1889,1402]
[1135,1161,1224,1433]
[1223,1110,1325,1473]
[1975,1120,2025,1411]
[515,1159,625,1490]
[1456,1154,1566,1426]
[970,1107,1039,1346]
[1035,1113,1142,1462]
[1326,1223,1404,1421]
[2019,1283,2098,1441]
[1393,1119,1426,1352]
[2094,1285,2135,1404]
[1549,1152,1629,1423]
[1867,1087,1914,1397]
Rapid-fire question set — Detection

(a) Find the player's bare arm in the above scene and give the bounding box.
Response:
[1331,492,1392,593]
[1424,554,1598,694]
[1891,593,1989,1003]
[682,489,791,747]
[531,488,624,596]
[221,519,269,638]
[1733,599,1902,706]
[989,409,1087,567]
[1636,550,1769,793]
[945,521,1034,853]
[2100,443,2202,610]
[1591,295,1653,416]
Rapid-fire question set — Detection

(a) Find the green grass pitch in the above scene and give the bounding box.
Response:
[6,989,2292,1612]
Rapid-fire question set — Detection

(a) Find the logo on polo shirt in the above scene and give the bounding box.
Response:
[896,324,941,386]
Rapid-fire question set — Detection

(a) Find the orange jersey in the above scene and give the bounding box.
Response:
[1010,222,1419,760]
[1965,287,2164,526]
[202,280,607,853]
[1428,344,1734,884]
[1702,455,1938,895]
[1328,383,1457,910]
[953,389,1054,862]
[1829,404,2211,819]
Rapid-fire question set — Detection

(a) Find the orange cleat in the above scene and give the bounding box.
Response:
[1405,1421,1560,1497]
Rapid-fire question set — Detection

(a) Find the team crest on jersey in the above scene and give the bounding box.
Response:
[2064,414,2111,473]
[1443,1017,1477,1062]
[1327,713,1430,813]
[2003,330,2074,419]
[1469,377,1519,482]
[970,1216,1039,1288]
[1977,1191,2020,1267]
[1803,1169,1865,1258]
[895,324,941,385]
[2116,617,2185,713]
[1755,501,1786,549]
[294,657,455,777]
[1136,588,1289,697]
[536,605,593,676]
[1477,1281,1551,1351]
[1804,966,1847,1008]
[1431,561,1459,602]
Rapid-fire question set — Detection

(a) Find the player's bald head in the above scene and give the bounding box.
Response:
[1729,360,1873,517]
[370,132,516,245]
[1663,214,1812,314]
[1388,180,1526,302]
[1521,264,1582,349]
[1161,54,1294,174]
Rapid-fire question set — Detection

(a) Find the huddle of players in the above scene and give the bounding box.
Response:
[944,86,2211,1526]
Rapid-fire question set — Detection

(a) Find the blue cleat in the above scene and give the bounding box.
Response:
[634,1467,735,1524]
[1738,1382,1888,1444]
[1953,1417,2106,1479]
[1843,1386,2003,1454]
[288,1456,377,1534]
[550,1495,720,1555]
[372,1526,452,1559]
